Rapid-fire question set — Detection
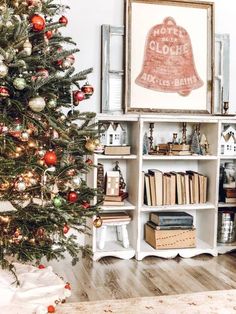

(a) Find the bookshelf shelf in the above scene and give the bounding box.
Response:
[95,154,137,160]
[137,239,217,260]
[141,202,215,212]
[219,155,236,160]
[86,114,236,261]
[100,200,136,211]
[143,155,217,161]
[217,242,236,254]
[218,202,236,208]
[93,241,136,261]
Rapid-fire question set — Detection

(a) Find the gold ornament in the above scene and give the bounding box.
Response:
[93,216,102,228]
[28,140,38,148]
[0,181,10,191]
[85,139,96,152]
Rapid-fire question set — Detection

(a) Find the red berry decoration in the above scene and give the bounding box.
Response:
[38,264,45,269]
[81,83,94,99]
[0,86,10,97]
[82,201,90,209]
[45,30,53,39]
[59,15,68,25]
[85,158,93,165]
[47,305,56,313]
[31,14,45,32]
[67,191,78,203]
[63,224,70,234]
[73,90,85,106]
[44,150,57,166]
[65,282,71,290]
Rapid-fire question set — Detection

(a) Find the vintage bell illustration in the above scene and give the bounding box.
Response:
[135,17,203,96]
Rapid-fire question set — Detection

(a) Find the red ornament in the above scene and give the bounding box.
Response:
[0,86,10,97]
[85,158,93,165]
[31,14,45,32]
[59,15,68,25]
[65,282,71,290]
[45,30,53,40]
[81,83,94,98]
[38,264,45,269]
[44,150,57,166]
[82,201,90,209]
[67,191,78,203]
[63,224,70,234]
[47,305,56,313]
[73,90,85,105]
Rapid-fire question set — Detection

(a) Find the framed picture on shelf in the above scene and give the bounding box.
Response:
[125,0,214,114]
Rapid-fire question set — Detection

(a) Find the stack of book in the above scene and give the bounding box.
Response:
[224,188,236,204]
[147,211,194,229]
[143,169,207,206]
[100,211,131,223]
[145,211,196,249]
[103,191,128,206]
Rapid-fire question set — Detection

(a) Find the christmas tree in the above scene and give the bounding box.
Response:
[0,0,99,278]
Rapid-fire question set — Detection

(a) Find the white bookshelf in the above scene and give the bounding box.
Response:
[86,114,236,261]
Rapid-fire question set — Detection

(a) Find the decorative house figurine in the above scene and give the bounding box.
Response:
[100,122,125,146]
[220,125,236,155]
[105,171,120,196]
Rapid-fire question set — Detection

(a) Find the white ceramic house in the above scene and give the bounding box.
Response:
[100,123,124,146]
[220,126,236,155]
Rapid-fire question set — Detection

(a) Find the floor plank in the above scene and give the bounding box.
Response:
[46,252,236,302]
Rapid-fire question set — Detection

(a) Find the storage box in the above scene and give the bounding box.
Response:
[104,145,131,155]
[144,224,196,249]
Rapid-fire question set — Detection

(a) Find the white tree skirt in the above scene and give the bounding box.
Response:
[0,262,71,314]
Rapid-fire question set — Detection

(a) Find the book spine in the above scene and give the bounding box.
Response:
[147,221,193,230]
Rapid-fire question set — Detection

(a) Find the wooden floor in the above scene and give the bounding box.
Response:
[48,252,236,302]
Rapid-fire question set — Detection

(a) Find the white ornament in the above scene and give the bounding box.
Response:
[21,131,29,141]
[35,304,48,314]
[23,39,32,56]
[29,96,46,112]
[0,62,8,78]
[16,180,26,192]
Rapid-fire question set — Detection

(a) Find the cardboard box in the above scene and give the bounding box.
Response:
[145,224,196,249]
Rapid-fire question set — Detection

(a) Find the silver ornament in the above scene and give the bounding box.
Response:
[47,98,57,108]
[13,77,26,90]
[72,175,82,188]
[29,96,46,112]
[61,59,72,69]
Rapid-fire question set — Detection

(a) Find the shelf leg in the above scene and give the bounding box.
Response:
[121,224,129,248]
[116,225,122,242]
[98,225,107,249]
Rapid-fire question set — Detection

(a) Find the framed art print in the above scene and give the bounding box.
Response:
[125,0,214,113]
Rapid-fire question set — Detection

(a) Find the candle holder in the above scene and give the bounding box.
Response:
[223,101,229,115]
[181,122,187,144]
[148,123,154,152]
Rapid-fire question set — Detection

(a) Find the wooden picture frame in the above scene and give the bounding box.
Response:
[125,0,214,114]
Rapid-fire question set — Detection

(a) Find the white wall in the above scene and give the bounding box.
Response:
[62,0,236,112]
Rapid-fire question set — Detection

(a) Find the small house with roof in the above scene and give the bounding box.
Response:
[100,123,125,146]
[220,125,236,155]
